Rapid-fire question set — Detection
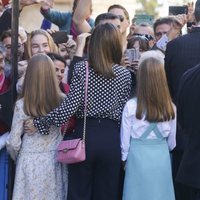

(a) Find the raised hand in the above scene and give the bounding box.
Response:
[187,2,195,23]
[167,14,187,41]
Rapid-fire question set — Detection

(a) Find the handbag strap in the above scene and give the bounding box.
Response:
[62,62,89,138]
[62,121,69,136]
[82,61,89,142]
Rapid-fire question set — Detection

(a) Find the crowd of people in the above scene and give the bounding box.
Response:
[0,0,200,199]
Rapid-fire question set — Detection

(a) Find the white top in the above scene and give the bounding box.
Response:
[120,98,176,161]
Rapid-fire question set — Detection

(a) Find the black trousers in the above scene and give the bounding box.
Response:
[188,188,200,200]
[172,150,186,200]
[67,118,122,200]
[176,185,200,200]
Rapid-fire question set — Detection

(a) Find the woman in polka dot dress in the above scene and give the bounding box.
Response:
[34,23,131,200]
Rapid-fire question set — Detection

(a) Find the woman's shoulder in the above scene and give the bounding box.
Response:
[14,98,27,116]
[15,99,32,119]
[15,98,24,108]
[73,61,91,80]
[124,98,137,115]
[126,98,137,107]
[113,64,131,79]
[74,60,87,72]
[113,64,130,73]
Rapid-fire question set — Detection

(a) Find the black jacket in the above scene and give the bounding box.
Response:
[165,27,200,151]
[165,27,200,104]
[0,8,12,37]
[176,64,200,189]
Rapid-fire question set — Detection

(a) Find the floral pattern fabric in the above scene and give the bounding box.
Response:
[6,99,68,200]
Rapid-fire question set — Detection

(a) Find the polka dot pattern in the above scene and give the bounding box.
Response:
[34,61,131,134]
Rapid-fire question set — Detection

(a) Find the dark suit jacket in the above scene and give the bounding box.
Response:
[165,27,200,104]
[176,64,200,188]
[0,8,11,36]
[165,27,200,151]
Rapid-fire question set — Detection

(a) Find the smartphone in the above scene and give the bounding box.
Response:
[169,6,188,15]
[125,48,140,63]
[133,14,154,26]
[51,31,69,44]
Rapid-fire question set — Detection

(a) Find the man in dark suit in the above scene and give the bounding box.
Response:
[176,63,200,200]
[165,1,200,104]
[165,0,200,199]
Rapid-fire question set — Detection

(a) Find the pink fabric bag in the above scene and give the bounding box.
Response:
[57,62,88,164]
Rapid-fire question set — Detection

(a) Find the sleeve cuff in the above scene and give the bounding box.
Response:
[33,117,50,135]
[121,153,128,161]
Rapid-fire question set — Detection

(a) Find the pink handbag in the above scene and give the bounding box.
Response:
[57,62,88,164]
[57,138,85,164]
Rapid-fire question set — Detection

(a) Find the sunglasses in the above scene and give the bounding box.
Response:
[133,33,154,41]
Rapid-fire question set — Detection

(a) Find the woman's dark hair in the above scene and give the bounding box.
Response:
[47,52,66,67]
[95,13,123,26]
[127,36,150,52]
[89,23,122,79]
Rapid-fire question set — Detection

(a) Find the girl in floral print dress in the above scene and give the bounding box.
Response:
[6,54,68,200]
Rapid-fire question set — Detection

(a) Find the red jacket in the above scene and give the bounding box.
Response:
[0,77,10,135]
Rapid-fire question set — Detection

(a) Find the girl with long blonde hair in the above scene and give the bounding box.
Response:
[121,50,176,200]
[6,54,68,200]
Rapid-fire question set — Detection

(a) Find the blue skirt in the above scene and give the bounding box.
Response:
[123,138,175,200]
[0,147,8,200]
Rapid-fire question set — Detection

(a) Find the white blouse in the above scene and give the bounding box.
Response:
[120,98,176,161]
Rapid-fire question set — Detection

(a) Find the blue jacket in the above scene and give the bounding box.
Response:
[41,8,94,34]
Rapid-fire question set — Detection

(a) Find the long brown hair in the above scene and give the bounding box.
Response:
[22,54,62,117]
[89,23,123,78]
[136,51,175,122]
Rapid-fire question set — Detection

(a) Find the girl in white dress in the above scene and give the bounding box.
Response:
[6,54,68,200]
[121,51,176,200]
